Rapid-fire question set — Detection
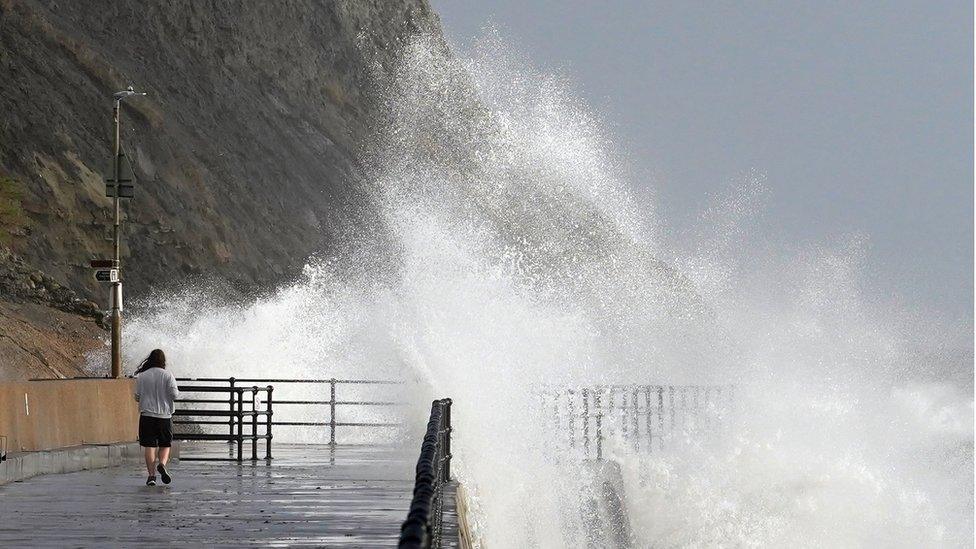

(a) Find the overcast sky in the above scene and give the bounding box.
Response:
[432,1,973,325]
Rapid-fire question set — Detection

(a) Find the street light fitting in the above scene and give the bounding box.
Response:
[113,86,147,101]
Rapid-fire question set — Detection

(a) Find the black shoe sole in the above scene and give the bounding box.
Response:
[156,464,171,484]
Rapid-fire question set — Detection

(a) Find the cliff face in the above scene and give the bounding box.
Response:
[0,0,440,297]
[0,0,441,377]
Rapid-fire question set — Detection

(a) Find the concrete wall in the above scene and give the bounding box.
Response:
[0,379,139,453]
[0,442,144,486]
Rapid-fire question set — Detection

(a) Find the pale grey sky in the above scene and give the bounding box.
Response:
[432,1,973,324]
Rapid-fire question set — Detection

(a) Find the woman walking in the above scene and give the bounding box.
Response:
[133,349,179,486]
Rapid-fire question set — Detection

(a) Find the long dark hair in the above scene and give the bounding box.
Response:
[135,349,166,374]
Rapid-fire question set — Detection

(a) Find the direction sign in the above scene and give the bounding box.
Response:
[95,269,119,283]
[90,259,119,269]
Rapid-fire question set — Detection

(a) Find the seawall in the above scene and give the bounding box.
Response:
[0,378,139,453]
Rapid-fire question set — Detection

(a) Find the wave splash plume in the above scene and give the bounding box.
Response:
[123,31,973,547]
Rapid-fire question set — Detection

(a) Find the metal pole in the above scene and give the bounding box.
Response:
[265,385,273,460]
[619,389,627,440]
[657,386,665,451]
[582,387,590,456]
[632,387,639,452]
[251,387,258,460]
[645,387,652,452]
[229,387,237,445]
[110,99,122,379]
[443,398,452,482]
[236,389,243,462]
[594,390,603,461]
[329,378,336,446]
[228,377,236,442]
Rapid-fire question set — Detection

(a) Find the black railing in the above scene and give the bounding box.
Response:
[399,398,453,549]
[174,377,406,460]
[543,384,735,460]
[178,377,404,444]
[172,383,273,462]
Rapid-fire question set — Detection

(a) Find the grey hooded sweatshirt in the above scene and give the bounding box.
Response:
[134,368,180,418]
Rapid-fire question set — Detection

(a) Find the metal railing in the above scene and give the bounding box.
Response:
[173,383,273,462]
[399,398,453,549]
[174,377,405,458]
[543,384,735,460]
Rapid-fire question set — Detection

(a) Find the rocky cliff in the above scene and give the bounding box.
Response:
[0,0,442,377]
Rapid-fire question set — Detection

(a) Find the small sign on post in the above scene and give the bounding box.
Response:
[95,269,119,282]
[90,259,119,269]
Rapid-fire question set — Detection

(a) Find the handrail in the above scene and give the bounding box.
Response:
[172,384,273,461]
[543,383,735,459]
[176,377,405,446]
[399,398,453,549]
[179,377,401,384]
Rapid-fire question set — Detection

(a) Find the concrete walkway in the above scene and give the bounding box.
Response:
[0,443,416,547]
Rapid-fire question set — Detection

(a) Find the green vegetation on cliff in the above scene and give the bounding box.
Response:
[0,176,27,244]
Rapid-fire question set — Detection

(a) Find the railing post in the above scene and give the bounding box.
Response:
[657,386,665,451]
[230,384,239,444]
[236,388,243,462]
[582,387,590,457]
[329,378,337,446]
[632,387,640,452]
[443,398,452,482]
[228,377,236,443]
[265,385,273,460]
[644,386,652,452]
[619,389,627,440]
[594,390,603,461]
[251,387,258,461]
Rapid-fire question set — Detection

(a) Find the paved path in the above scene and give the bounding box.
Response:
[0,444,418,547]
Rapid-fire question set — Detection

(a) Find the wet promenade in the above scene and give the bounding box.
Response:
[0,443,429,547]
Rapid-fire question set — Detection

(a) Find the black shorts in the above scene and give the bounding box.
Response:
[139,415,173,448]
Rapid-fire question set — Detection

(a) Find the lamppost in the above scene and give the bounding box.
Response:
[107,86,145,378]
